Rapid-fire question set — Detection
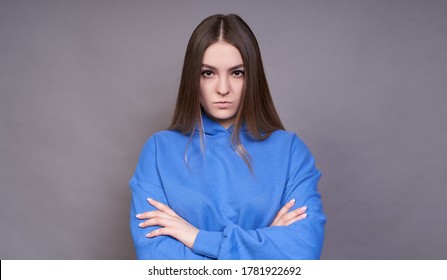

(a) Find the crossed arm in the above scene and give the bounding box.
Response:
[136,197,308,250]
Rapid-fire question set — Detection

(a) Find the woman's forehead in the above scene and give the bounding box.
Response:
[202,41,243,68]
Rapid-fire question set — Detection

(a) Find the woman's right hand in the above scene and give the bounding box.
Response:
[270,199,307,227]
[136,198,199,249]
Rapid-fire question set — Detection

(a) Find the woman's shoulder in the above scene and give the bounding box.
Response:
[270,129,304,142]
[152,129,183,138]
[138,129,187,154]
[145,129,187,144]
[269,129,312,153]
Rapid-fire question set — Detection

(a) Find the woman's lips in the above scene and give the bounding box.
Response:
[214,101,232,108]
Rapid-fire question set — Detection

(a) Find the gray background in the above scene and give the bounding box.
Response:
[1,0,446,259]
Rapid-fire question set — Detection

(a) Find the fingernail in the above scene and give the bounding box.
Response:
[147,198,154,203]
[136,214,142,218]
[302,213,308,218]
[301,206,307,211]
[138,222,144,227]
[289,199,296,204]
[146,233,151,237]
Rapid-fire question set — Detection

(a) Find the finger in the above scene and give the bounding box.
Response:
[146,227,170,238]
[271,199,295,225]
[136,210,172,220]
[273,206,307,226]
[285,213,307,226]
[139,214,180,228]
[147,198,178,217]
[280,206,307,223]
[138,210,176,228]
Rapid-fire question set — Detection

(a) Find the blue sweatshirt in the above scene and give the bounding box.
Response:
[129,113,326,259]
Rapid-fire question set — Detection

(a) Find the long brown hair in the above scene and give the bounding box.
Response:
[169,14,284,170]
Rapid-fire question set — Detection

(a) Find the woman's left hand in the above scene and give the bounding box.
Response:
[136,198,199,249]
[270,199,307,227]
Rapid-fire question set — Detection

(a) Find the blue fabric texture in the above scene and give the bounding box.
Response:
[129,113,326,259]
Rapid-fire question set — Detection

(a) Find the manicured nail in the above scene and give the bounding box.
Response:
[300,206,307,211]
[136,214,142,218]
[146,233,151,237]
[289,199,296,204]
[138,222,144,227]
[147,198,154,203]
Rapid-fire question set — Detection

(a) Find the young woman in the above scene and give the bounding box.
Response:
[129,14,326,259]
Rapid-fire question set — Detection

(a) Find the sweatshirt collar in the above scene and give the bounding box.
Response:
[198,111,247,135]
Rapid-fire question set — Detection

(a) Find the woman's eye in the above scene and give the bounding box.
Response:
[201,70,214,77]
[233,70,245,77]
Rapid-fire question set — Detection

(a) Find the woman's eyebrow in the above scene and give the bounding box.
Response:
[201,64,244,71]
[229,64,244,70]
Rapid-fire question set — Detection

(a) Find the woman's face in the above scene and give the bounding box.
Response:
[200,41,244,128]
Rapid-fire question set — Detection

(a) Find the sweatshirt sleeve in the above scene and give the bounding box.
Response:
[192,135,326,259]
[129,136,207,260]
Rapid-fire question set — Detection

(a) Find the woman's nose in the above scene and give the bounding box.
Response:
[217,76,230,95]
